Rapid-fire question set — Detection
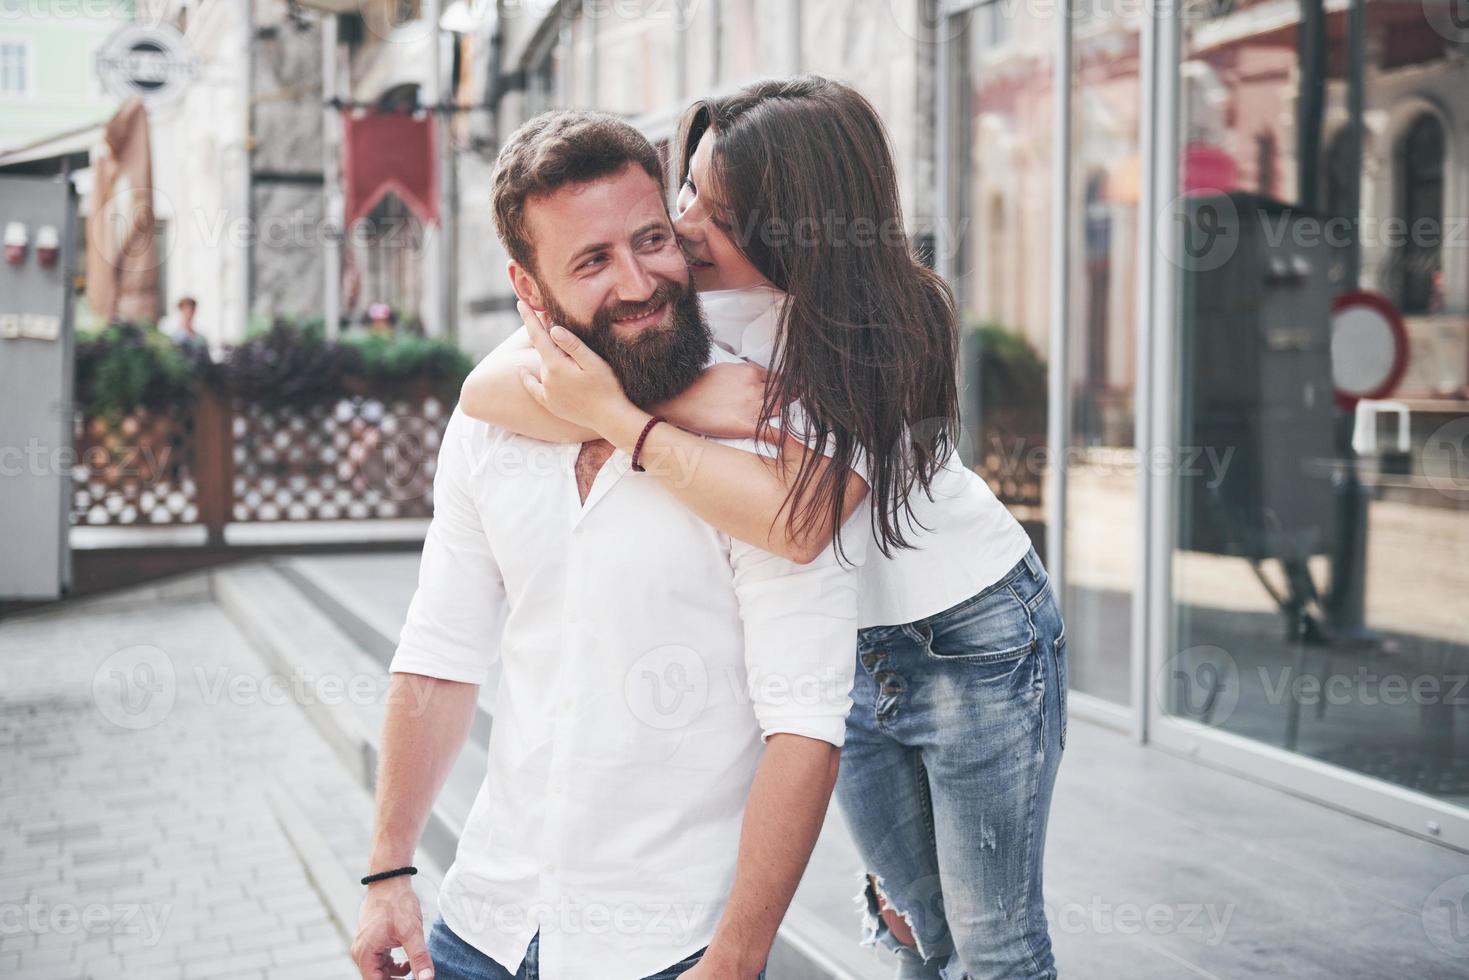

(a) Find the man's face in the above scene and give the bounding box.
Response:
[510,164,711,407]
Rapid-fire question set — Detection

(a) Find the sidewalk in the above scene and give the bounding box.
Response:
[1,559,1465,979]
[0,580,411,980]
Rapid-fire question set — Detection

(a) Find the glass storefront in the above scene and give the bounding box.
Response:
[940,0,1469,836]
[1166,0,1469,808]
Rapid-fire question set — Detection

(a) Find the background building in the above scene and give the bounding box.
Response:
[0,0,134,150]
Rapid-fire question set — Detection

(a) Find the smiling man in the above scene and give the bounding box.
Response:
[350,111,863,980]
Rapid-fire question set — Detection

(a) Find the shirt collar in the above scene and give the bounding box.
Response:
[699,285,786,369]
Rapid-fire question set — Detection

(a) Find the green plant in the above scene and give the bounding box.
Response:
[219,318,360,405]
[74,322,200,419]
[74,317,475,415]
[968,322,1047,416]
[339,329,474,386]
[219,319,473,405]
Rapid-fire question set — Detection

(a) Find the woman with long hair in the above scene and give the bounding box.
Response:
[459,75,1066,980]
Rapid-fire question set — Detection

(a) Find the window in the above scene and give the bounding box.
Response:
[1397,112,1445,315]
[0,39,31,98]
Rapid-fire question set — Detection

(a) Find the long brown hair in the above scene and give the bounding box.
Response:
[676,75,961,560]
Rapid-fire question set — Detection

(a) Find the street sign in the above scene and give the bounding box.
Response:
[1330,290,1408,409]
[95,24,197,107]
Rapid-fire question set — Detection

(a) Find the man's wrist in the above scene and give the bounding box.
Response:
[367,838,416,874]
[698,940,767,978]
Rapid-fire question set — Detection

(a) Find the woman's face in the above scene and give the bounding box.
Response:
[674,128,770,293]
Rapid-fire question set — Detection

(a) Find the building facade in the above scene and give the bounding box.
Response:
[0,0,133,151]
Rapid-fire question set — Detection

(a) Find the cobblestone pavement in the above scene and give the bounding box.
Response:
[0,587,421,980]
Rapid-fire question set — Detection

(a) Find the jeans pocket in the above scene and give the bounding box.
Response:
[911,585,1037,664]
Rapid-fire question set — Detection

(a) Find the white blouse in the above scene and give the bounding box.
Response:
[699,286,1034,629]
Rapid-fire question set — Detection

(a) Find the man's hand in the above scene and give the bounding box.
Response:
[351,877,434,980]
[517,301,639,437]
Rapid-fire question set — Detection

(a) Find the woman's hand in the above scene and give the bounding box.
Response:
[517,301,640,437]
[655,360,773,440]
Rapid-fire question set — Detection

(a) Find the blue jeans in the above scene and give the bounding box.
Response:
[425,915,764,980]
[836,547,1067,980]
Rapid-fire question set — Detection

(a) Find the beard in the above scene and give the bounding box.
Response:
[539,276,712,408]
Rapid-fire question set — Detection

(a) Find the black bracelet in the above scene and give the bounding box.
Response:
[361,866,417,885]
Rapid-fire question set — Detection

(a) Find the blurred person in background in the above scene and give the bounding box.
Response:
[161,295,205,350]
[367,301,396,334]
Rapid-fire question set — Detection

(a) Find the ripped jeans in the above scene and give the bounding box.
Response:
[835,547,1067,980]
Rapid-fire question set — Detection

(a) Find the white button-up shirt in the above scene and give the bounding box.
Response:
[388,348,864,980]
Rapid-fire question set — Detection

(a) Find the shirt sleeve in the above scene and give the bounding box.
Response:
[389,406,506,685]
[761,399,872,487]
[729,513,865,747]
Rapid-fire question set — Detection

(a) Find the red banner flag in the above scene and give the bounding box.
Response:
[342,109,439,228]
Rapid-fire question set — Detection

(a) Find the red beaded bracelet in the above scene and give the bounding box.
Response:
[631,415,666,472]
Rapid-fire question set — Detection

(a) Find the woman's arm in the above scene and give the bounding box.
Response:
[460,302,774,443]
[597,401,870,564]
[508,310,868,564]
[458,307,600,443]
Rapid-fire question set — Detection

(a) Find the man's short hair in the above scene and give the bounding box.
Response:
[177,296,197,310]
[491,110,664,271]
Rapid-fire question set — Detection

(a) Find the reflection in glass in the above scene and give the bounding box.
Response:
[1063,1,1146,705]
[952,3,1055,542]
[1170,0,1469,805]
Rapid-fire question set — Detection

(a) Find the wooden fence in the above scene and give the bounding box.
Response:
[72,381,452,544]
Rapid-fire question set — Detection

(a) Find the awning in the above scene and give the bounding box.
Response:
[0,120,106,173]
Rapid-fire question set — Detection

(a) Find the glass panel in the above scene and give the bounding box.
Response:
[1169,0,1469,806]
[952,2,1057,557]
[1063,0,1146,704]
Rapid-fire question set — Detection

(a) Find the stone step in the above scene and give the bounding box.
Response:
[211,560,485,878]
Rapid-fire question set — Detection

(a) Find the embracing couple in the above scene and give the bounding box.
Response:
[351,75,1067,980]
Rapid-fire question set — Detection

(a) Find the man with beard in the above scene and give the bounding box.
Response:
[351,111,864,980]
